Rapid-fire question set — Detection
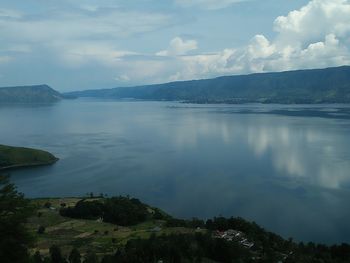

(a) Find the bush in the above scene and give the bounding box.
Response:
[37,226,46,234]
[69,248,81,263]
[49,245,64,263]
[60,196,149,226]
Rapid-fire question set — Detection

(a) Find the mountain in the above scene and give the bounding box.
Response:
[0,144,58,170]
[0,84,63,103]
[66,66,350,104]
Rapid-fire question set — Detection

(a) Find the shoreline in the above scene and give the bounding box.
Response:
[0,158,59,171]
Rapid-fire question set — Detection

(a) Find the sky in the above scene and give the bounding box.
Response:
[0,0,350,91]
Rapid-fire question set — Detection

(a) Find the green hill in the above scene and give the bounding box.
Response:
[0,145,58,170]
[26,197,350,263]
[66,66,350,104]
[0,85,63,103]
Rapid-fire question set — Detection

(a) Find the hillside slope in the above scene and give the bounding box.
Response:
[66,66,350,103]
[0,85,63,103]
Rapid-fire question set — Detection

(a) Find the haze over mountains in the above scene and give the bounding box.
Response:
[0,85,63,103]
[66,66,350,104]
[1,66,350,104]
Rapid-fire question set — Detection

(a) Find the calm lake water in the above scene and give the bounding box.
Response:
[1,99,350,244]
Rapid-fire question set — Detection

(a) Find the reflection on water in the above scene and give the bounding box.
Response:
[245,118,350,189]
[1,100,350,244]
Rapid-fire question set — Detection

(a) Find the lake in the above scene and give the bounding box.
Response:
[1,99,350,244]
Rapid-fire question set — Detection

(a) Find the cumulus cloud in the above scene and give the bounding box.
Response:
[156,37,198,56]
[165,0,350,81]
[166,49,236,81]
[175,0,249,10]
[274,0,350,45]
[244,0,350,70]
[1,0,350,88]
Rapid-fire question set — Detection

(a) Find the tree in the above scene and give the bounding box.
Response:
[32,251,43,263]
[83,251,98,263]
[68,248,81,263]
[37,226,46,234]
[0,174,34,263]
[50,245,65,263]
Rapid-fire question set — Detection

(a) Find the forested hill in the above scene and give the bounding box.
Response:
[0,84,63,103]
[66,66,350,104]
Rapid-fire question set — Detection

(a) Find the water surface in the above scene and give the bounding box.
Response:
[1,99,350,244]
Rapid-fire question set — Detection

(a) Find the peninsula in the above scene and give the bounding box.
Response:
[0,85,63,103]
[0,144,58,170]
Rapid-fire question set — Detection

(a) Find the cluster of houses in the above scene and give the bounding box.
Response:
[213,229,255,249]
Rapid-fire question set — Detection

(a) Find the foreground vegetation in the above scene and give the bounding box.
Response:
[0,145,58,170]
[1,175,350,263]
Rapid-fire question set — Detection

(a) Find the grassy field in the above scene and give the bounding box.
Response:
[28,198,203,258]
[0,144,58,170]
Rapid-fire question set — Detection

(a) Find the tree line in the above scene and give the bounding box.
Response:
[2,174,350,263]
[59,196,150,226]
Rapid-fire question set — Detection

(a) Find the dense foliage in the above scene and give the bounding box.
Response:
[2,176,350,263]
[0,175,34,263]
[59,196,150,226]
[57,204,350,262]
[28,234,350,263]
[66,66,350,104]
[101,233,251,263]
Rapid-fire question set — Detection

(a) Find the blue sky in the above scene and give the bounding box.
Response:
[0,0,349,91]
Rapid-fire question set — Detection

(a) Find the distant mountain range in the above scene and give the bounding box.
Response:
[0,84,63,103]
[65,66,350,104]
[2,66,350,104]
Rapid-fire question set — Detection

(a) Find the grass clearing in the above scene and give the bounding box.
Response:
[28,198,202,257]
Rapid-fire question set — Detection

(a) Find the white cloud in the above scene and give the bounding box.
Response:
[274,0,350,45]
[248,35,275,59]
[168,49,236,81]
[1,0,350,87]
[163,0,350,82]
[175,0,249,10]
[156,37,198,56]
[0,6,173,69]
[0,56,12,63]
[115,74,130,82]
[54,41,138,67]
[0,9,172,43]
[0,44,32,53]
[0,8,22,19]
